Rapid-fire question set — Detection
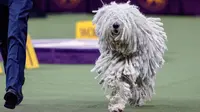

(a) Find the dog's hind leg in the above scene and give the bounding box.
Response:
[129,76,156,106]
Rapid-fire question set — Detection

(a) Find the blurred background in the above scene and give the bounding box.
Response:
[0,0,200,112]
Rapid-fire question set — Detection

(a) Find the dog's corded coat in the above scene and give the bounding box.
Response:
[91,1,167,112]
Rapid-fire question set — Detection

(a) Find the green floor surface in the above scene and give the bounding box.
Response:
[0,58,199,112]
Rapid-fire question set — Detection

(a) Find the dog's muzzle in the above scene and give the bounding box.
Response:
[111,22,120,36]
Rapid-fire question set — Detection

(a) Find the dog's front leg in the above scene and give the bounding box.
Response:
[108,91,126,112]
[107,80,132,112]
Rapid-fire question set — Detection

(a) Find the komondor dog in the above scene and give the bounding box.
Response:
[91,1,167,112]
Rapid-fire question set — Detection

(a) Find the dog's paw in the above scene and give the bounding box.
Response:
[108,104,124,112]
[136,98,145,107]
[111,109,123,112]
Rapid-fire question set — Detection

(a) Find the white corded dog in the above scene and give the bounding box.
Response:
[91,1,167,112]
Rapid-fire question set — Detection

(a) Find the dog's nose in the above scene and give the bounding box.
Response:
[113,23,119,29]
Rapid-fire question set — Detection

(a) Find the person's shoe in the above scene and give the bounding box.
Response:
[4,91,18,109]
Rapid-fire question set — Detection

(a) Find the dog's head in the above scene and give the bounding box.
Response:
[93,1,167,56]
[92,1,144,54]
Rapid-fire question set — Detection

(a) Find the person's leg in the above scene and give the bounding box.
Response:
[4,0,33,109]
[0,5,9,73]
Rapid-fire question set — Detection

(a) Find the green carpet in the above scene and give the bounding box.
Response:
[0,14,199,112]
[28,14,93,39]
[0,62,200,112]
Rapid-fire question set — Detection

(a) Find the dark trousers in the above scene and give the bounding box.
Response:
[0,0,33,98]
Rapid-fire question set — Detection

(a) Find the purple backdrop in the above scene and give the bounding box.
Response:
[181,0,200,15]
[48,0,88,13]
[32,0,200,15]
[33,0,47,12]
[30,0,47,18]
[86,0,200,15]
[89,0,181,15]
